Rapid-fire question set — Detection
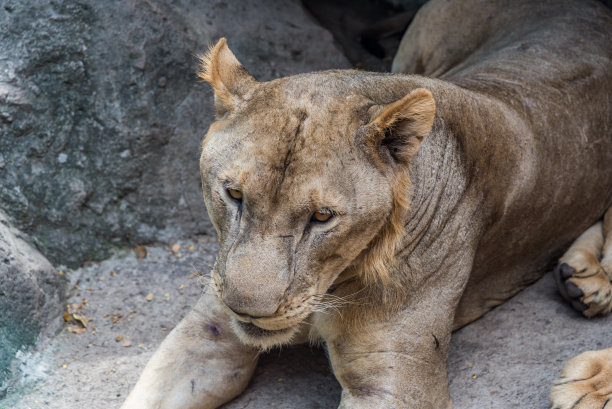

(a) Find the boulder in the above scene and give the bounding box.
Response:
[0,0,350,267]
[0,211,64,393]
[382,0,429,10]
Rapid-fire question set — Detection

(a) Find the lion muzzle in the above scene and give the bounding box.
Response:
[219,238,292,319]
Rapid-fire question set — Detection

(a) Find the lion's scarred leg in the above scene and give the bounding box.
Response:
[121,288,258,409]
[554,218,612,317]
[316,282,458,409]
[550,348,612,409]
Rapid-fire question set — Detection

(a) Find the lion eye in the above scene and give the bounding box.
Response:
[227,188,243,201]
[312,211,332,223]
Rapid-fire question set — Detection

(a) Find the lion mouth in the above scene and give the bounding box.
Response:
[235,320,293,338]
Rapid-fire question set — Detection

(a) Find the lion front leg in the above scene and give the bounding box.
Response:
[121,289,258,409]
[318,285,459,409]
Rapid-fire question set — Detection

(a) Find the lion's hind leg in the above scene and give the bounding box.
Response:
[550,348,612,409]
[554,210,612,317]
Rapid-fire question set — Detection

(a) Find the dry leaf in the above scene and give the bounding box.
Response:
[122,340,132,347]
[67,327,86,334]
[135,246,148,261]
[178,284,186,290]
[188,245,195,251]
[63,312,71,322]
[188,271,202,280]
[145,293,154,301]
[109,270,116,277]
[72,314,87,328]
[171,243,180,253]
[115,335,124,342]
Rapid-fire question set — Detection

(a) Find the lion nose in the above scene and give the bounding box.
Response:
[221,280,283,318]
[222,293,280,318]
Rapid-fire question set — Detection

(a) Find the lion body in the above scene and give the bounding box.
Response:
[393,0,612,327]
[122,0,612,408]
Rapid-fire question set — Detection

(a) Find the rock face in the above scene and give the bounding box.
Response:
[0,0,350,267]
[0,211,63,392]
[382,0,429,10]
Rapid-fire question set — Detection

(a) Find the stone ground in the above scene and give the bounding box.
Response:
[4,236,611,409]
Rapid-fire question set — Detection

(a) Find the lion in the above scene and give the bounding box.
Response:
[121,0,612,407]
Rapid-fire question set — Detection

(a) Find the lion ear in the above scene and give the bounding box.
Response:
[197,38,257,116]
[366,88,435,164]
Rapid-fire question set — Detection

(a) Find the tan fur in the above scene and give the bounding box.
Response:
[551,348,612,409]
[123,0,612,408]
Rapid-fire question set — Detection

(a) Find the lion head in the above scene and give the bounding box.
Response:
[198,38,435,349]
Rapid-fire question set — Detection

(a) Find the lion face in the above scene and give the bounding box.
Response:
[198,39,435,349]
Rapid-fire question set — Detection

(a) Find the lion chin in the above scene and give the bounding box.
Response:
[229,317,300,350]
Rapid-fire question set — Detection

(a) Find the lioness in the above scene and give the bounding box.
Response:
[122,0,612,407]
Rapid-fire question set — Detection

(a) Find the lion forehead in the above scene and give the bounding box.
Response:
[206,112,364,187]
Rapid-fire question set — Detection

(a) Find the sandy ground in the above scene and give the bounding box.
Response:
[4,235,611,409]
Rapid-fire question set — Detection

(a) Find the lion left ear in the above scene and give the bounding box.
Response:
[197,38,258,117]
[366,88,436,164]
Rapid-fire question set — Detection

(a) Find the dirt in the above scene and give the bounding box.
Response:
[4,236,611,409]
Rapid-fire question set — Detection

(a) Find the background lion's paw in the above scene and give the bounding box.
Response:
[554,261,612,317]
[551,348,612,409]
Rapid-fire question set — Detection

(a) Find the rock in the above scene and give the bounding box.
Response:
[0,0,350,267]
[382,0,429,10]
[0,211,64,394]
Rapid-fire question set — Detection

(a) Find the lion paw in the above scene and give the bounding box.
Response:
[551,348,612,409]
[554,260,612,318]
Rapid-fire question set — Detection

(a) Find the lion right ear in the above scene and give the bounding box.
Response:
[197,38,257,116]
[364,88,435,165]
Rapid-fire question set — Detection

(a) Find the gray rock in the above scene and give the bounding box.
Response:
[0,211,64,394]
[382,0,429,10]
[0,0,350,267]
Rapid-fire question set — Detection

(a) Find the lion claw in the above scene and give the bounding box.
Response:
[559,263,575,279]
[554,263,588,312]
